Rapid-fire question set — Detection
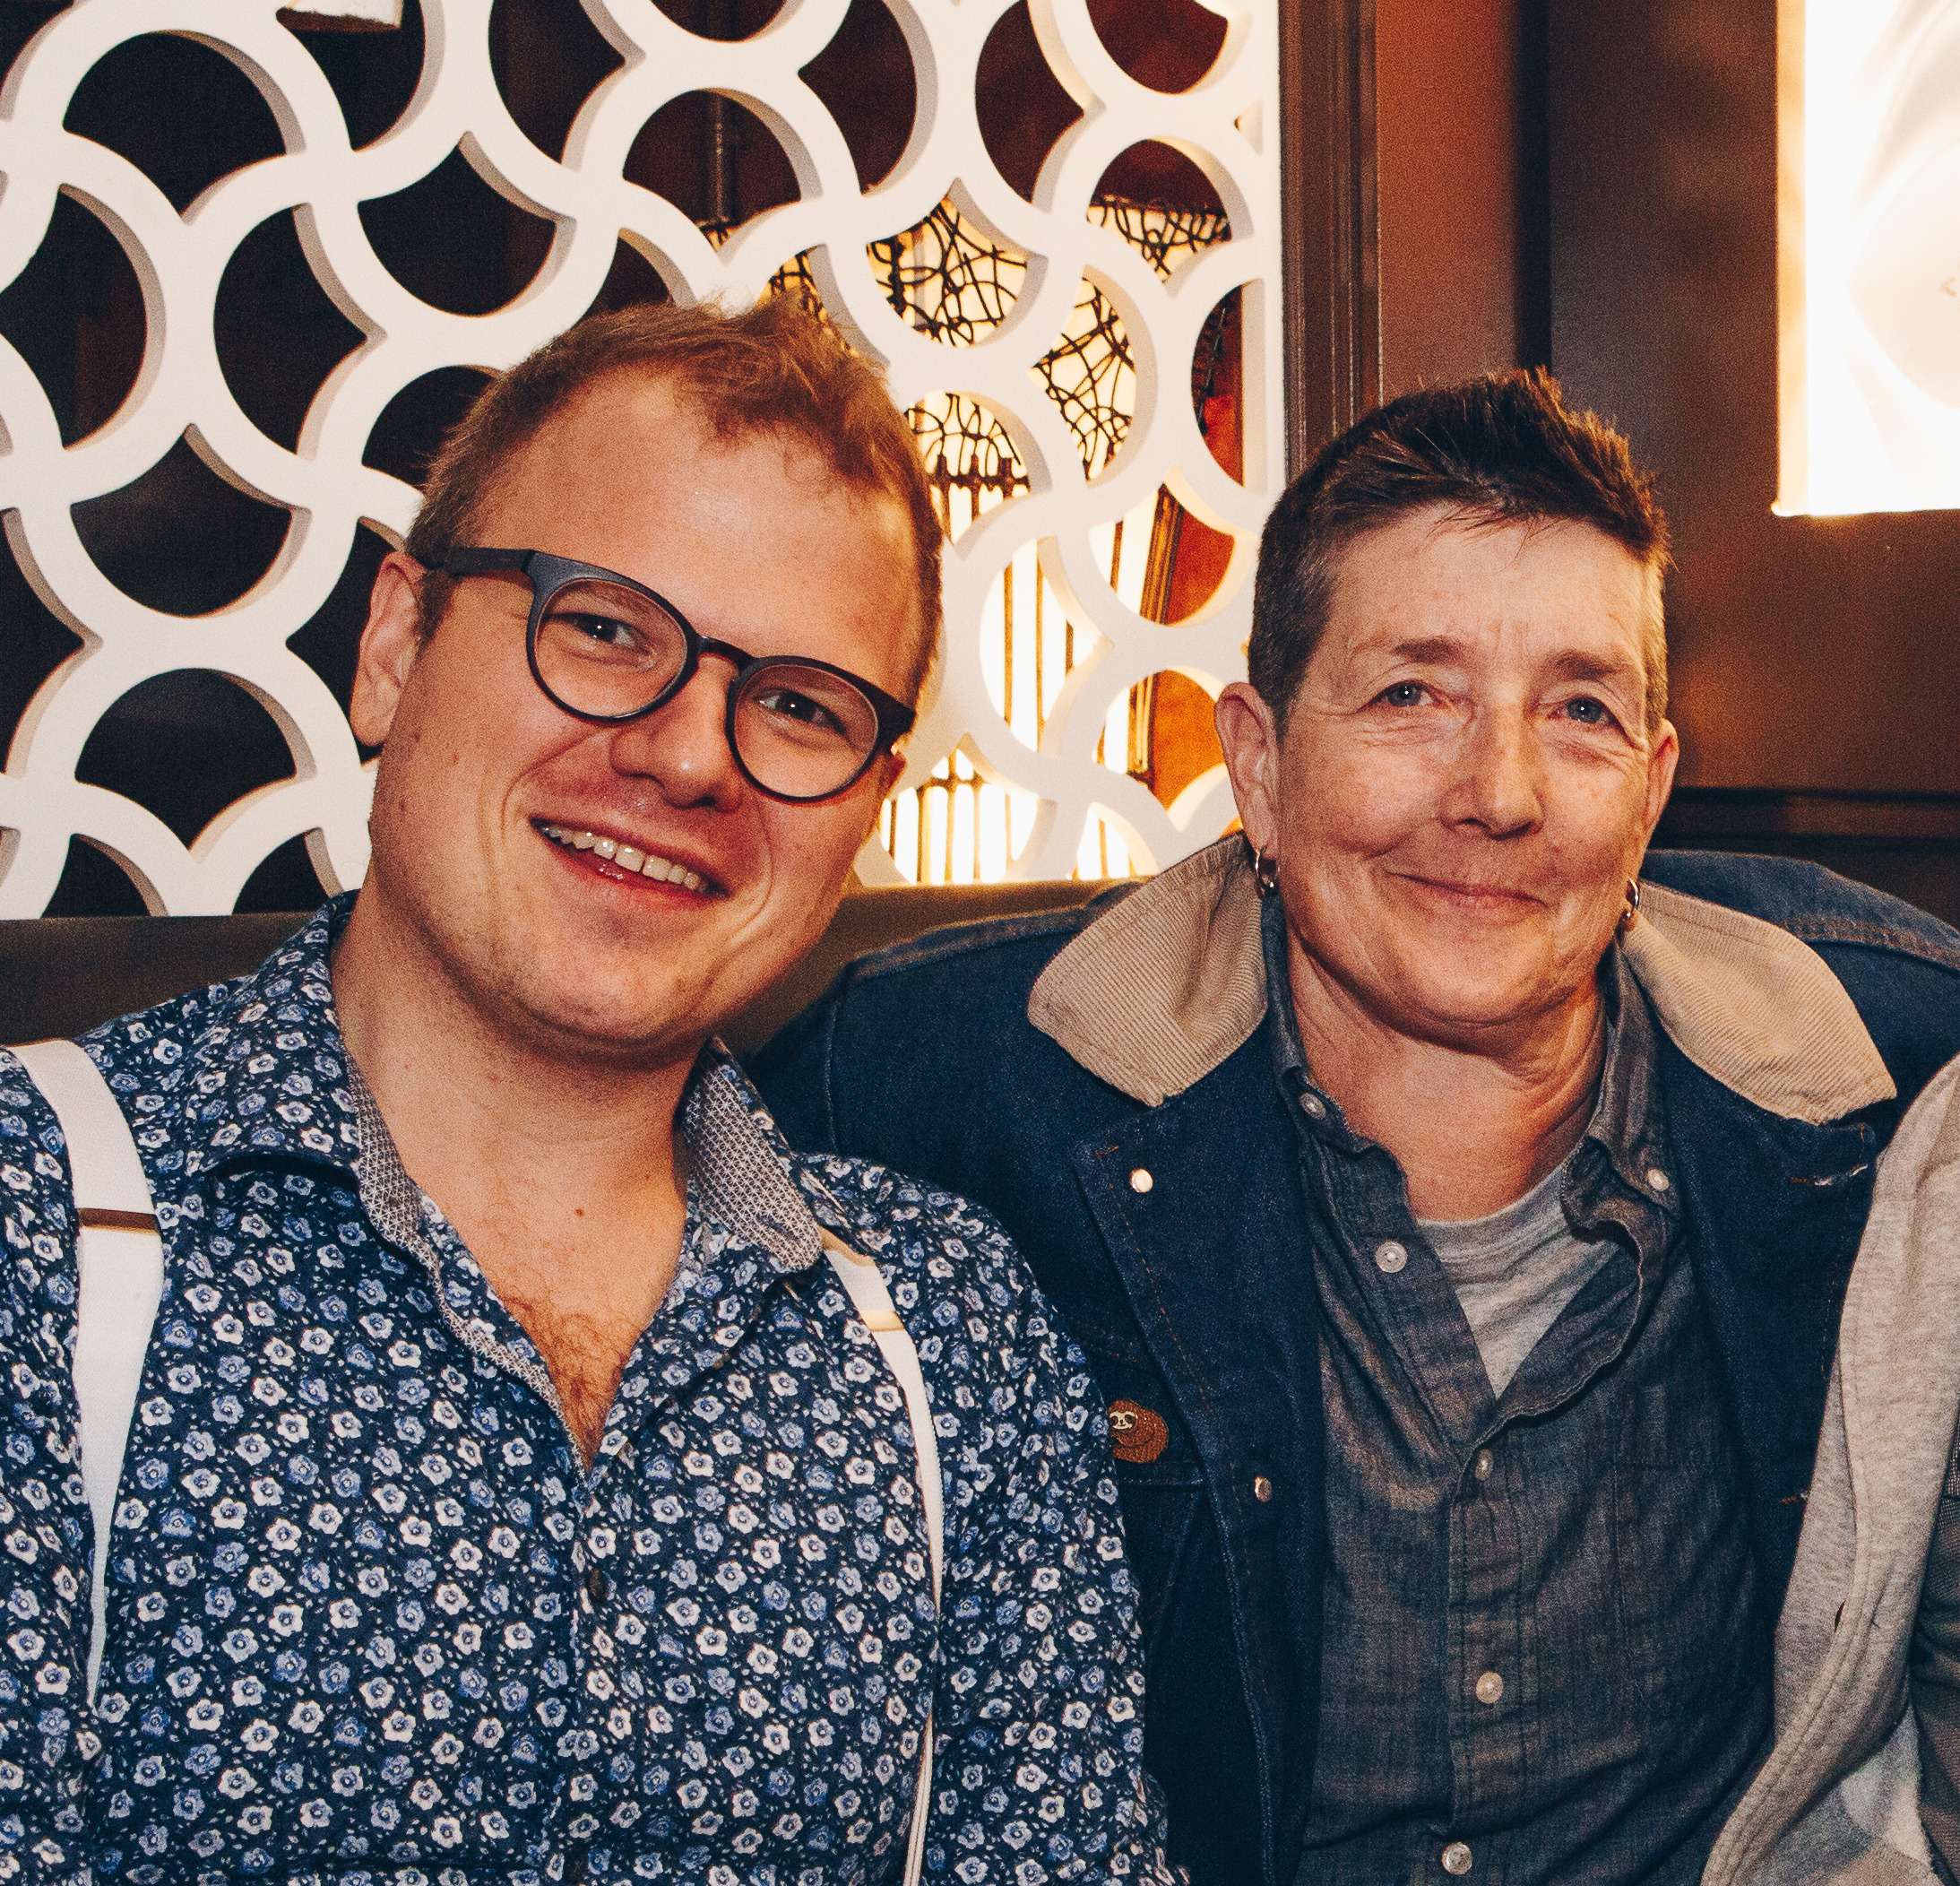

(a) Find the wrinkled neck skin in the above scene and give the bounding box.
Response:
[1287,924,1610,1223]
[332,887,695,1466]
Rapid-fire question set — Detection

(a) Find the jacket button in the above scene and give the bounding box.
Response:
[1253,1475,1274,1502]
[585,1566,609,1608]
[1646,1167,1671,1193]
[1129,1168,1154,1194]
[1472,1448,1494,1482]
[1441,1841,1472,1873]
[1374,1241,1407,1274]
[1299,1092,1325,1119]
[1474,1670,1503,1705]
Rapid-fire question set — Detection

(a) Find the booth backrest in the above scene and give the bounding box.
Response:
[0,880,1113,1057]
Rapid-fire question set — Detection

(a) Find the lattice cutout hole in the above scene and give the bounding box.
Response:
[0,530,83,762]
[799,0,919,192]
[65,33,284,215]
[358,146,557,316]
[1038,280,1136,477]
[363,367,493,487]
[0,191,146,446]
[874,199,1028,347]
[1193,286,1246,485]
[626,93,800,244]
[289,524,396,726]
[977,1,1084,203]
[1089,0,1229,94]
[218,212,366,454]
[489,0,625,162]
[1092,143,1230,280]
[908,394,1028,542]
[877,746,1041,887]
[73,436,291,618]
[76,671,296,849]
[298,1,425,150]
[43,837,151,918]
[979,536,1110,757]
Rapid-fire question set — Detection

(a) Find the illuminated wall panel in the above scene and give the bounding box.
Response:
[1782,0,1960,515]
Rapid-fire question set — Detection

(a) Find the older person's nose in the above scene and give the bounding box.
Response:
[609,660,746,809]
[1445,706,1543,835]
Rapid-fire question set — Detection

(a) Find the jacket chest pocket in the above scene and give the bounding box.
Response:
[1078,1338,1204,1674]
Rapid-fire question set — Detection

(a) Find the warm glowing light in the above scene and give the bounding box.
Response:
[1782,0,1960,515]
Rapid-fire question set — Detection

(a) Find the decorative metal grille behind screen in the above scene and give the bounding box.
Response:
[0,0,1281,912]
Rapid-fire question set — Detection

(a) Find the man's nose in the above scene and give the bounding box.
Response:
[608,660,746,808]
[1444,705,1543,836]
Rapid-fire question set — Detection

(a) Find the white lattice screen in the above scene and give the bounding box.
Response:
[0,0,1281,913]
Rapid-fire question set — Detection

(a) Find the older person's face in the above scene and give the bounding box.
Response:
[1218,506,1678,1049]
[348,373,918,1064]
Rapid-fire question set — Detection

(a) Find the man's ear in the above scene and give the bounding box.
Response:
[349,552,427,748]
[1215,681,1285,861]
[854,749,909,846]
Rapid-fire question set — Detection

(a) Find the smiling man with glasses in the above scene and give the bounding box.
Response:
[0,300,1171,1886]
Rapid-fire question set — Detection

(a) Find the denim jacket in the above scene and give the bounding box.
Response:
[751,844,1960,1886]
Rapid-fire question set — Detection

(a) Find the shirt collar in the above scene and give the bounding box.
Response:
[177,895,827,1274]
[172,896,362,1183]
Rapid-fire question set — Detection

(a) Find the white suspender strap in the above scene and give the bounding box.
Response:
[821,1229,942,1886]
[11,1040,164,1708]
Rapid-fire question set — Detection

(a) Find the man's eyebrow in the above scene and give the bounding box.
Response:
[1544,649,1640,687]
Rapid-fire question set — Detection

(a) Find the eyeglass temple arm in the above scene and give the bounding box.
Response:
[438,549,532,576]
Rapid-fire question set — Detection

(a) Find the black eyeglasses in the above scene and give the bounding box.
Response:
[437,549,917,804]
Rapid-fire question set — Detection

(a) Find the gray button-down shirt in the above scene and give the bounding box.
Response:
[1262,897,1770,1885]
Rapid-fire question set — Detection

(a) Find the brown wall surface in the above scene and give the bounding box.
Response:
[1376,0,1532,398]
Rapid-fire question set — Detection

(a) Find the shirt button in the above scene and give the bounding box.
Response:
[1472,1448,1494,1482]
[1130,1168,1154,1194]
[1374,1241,1408,1274]
[585,1566,609,1608]
[1646,1166,1671,1193]
[1474,1669,1504,1705]
[1253,1475,1274,1502]
[564,1844,590,1884]
[1299,1092,1325,1119]
[1442,1841,1473,1874]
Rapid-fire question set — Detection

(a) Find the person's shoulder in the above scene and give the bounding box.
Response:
[1644,849,1960,975]
[830,887,1139,1000]
[795,1150,1053,1331]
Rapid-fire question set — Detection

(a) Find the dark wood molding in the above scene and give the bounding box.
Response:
[1280,0,1379,476]
[1657,787,1960,845]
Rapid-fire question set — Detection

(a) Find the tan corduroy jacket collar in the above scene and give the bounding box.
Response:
[1027,837,1895,1125]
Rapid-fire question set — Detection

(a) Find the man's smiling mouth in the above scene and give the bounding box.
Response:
[539,822,727,896]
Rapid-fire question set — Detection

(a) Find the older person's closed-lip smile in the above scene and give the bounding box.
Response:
[1392,870,1546,910]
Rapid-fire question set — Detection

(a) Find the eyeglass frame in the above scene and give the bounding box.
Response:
[435,548,918,804]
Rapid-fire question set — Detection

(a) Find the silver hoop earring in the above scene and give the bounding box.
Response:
[1248,839,1280,897]
[1619,877,1641,935]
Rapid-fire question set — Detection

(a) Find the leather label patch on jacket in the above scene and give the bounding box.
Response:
[1108,1398,1170,1464]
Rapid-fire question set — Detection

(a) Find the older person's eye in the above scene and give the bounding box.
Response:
[1561,696,1611,725]
[1374,681,1429,707]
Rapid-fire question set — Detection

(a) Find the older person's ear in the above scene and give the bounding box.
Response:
[1216,681,1286,861]
[350,552,427,748]
[1641,720,1680,842]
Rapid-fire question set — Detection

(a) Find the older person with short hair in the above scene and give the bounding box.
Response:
[755,371,1960,1885]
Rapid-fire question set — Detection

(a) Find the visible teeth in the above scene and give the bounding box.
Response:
[541,823,721,896]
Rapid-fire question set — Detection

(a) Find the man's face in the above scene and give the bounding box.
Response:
[1219,506,1678,1049]
[348,373,919,1065]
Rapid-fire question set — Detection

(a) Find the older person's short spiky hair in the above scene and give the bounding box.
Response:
[1248,368,1671,734]
[401,297,944,705]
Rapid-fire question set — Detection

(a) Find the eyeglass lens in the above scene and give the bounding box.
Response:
[532,576,884,800]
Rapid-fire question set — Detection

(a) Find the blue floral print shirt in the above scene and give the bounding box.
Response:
[0,901,1170,1886]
